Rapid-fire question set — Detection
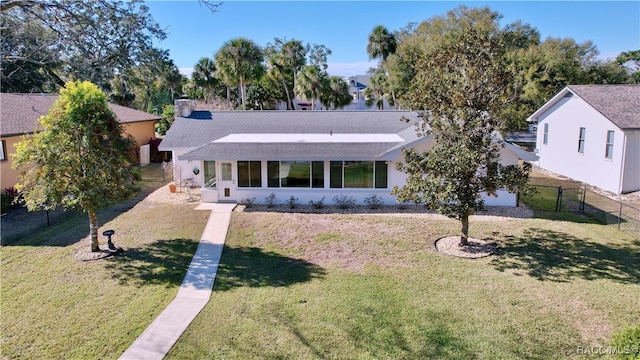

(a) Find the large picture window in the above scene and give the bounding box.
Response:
[238,161,261,187]
[267,161,324,188]
[330,161,387,189]
[203,161,216,187]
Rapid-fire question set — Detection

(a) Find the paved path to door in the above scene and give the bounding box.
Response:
[119,203,236,360]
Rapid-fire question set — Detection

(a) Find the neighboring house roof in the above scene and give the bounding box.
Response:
[528,85,640,130]
[160,111,423,160]
[0,93,162,137]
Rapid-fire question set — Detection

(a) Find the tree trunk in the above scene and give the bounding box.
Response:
[460,214,469,246]
[89,210,100,252]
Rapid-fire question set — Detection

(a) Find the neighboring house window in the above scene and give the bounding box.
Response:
[203,161,216,187]
[329,161,388,188]
[543,124,549,145]
[267,161,324,188]
[0,140,5,161]
[237,161,261,187]
[578,127,586,153]
[605,131,615,159]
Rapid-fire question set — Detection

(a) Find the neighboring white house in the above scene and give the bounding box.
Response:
[530,85,640,195]
[160,100,534,206]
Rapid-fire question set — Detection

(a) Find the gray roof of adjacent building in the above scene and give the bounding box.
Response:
[159,110,423,160]
[562,85,640,130]
[0,93,162,137]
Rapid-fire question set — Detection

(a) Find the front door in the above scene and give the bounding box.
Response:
[218,162,236,202]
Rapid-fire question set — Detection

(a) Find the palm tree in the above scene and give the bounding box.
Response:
[214,37,265,110]
[265,38,307,110]
[192,57,218,103]
[294,65,328,110]
[365,69,389,110]
[320,76,353,109]
[367,25,397,107]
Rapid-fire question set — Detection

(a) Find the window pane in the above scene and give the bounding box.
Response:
[375,161,387,188]
[543,123,549,145]
[221,163,232,181]
[237,161,250,187]
[312,161,324,188]
[330,161,342,188]
[281,161,310,187]
[204,161,216,188]
[606,131,615,159]
[578,127,586,153]
[344,161,373,188]
[250,161,262,187]
[267,161,280,187]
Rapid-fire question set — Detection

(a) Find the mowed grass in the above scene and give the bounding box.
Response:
[2,166,639,359]
[1,166,212,359]
[167,212,640,359]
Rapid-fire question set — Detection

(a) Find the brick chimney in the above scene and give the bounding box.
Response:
[174,99,196,118]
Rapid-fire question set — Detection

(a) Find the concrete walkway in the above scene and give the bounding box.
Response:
[119,203,236,360]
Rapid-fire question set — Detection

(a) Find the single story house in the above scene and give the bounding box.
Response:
[530,85,640,195]
[0,93,161,190]
[159,100,535,206]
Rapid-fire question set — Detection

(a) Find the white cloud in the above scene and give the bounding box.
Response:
[327,61,378,77]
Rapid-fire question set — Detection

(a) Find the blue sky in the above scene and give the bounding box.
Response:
[145,1,640,77]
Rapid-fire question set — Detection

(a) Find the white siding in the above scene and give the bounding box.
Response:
[621,130,640,193]
[536,95,626,194]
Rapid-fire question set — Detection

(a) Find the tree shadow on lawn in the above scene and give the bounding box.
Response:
[105,238,200,288]
[213,246,326,292]
[491,228,640,284]
[104,242,325,290]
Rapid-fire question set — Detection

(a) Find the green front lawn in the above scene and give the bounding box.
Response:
[2,183,638,359]
[166,212,640,359]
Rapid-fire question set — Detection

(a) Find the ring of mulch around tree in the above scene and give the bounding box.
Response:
[72,240,125,261]
[73,246,113,261]
[434,236,496,258]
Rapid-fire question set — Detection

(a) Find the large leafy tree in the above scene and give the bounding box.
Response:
[13,81,140,252]
[1,0,167,92]
[214,37,265,110]
[391,6,531,245]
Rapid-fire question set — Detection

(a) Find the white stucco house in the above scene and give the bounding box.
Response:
[160,100,534,206]
[530,85,640,195]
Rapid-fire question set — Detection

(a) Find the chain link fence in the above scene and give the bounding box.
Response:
[523,185,640,238]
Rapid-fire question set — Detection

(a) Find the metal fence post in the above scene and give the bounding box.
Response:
[555,186,563,212]
[618,203,623,230]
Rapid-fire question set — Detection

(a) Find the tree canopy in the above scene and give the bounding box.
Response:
[13,81,140,251]
[390,6,531,245]
[1,0,167,92]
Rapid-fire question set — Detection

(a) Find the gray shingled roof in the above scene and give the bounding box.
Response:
[568,85,640,129]
[0,93,162,137]
[179,142,403,161]
[159,111,422,161]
